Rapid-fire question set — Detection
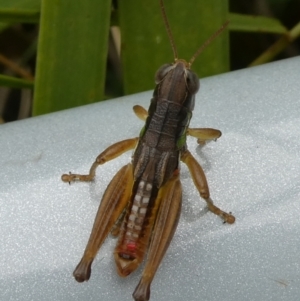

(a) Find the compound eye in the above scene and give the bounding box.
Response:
[155,64,173,84]
[186,70,200,94]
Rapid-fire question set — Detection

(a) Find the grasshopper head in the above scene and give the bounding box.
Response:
[154,60,199,110]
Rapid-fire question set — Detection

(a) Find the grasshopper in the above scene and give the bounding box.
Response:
[62,1,235,300]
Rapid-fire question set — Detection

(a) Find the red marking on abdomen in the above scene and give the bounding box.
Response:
[118,241,137,260]
[173,168,180,176]
[126,242,137,252]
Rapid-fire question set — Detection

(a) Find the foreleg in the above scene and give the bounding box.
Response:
[187,128,221,145]
[133,105,148,121]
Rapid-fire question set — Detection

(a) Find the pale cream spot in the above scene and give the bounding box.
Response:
[129,215,135,221]
[135,194,141,204]
[138,181,145,189]
[146,183,152,191]
[140,208,147,214]
[142,197,149,204]
[127,222,134,229]
[132,205,138,212]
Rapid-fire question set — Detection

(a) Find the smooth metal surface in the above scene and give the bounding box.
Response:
[1,57,300,301]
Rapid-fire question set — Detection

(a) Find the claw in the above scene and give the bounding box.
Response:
[61,172,72,183]
[222,212,235,224]
[68,171,72,185]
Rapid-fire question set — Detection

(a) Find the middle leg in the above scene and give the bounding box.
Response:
[181,149,235,224]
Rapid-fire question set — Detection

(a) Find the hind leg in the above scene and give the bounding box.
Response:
[133,174,182,301]
[73,163,134,282]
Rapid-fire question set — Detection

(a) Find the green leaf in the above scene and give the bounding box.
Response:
[119,0,229,95]
[33,0,111,115]
[0,22,11,32]
[250,21,300,66]
[0,74,34,88]
[228,13,287,34]
[0,0,40,23]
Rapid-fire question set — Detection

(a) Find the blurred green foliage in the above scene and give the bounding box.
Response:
[0,0,299,120]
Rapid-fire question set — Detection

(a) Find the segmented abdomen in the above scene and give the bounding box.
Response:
[118,179,154,259]
[115,145,177,262]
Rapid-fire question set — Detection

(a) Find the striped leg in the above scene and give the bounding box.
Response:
[73,163,134,282]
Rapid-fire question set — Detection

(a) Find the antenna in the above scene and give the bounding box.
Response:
[159,0,178,61]
[159,0,229,68]
[188,21,229,67]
